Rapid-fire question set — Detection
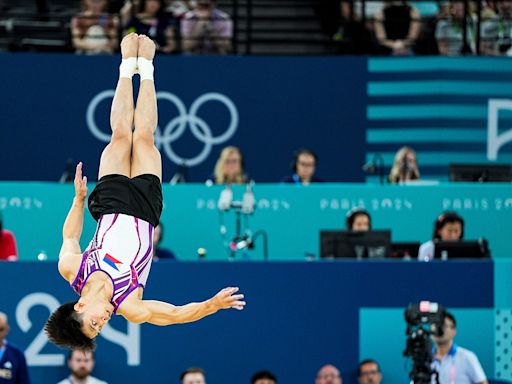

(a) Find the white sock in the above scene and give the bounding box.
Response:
[137,57,154,81]
[119,57,138,79]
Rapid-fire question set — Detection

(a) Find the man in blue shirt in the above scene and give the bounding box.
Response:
[0,312,30,384]
[432,312,488,384]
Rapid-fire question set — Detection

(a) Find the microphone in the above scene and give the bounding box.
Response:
[362,153,385,184]
[170,163,188,185]
[170,172,186,185]
[59,158,74,183]
[197,247,207,260]
[362,161,376,173]
[241,184,256,214]
[217,186,233,211]
[400,159,413,174]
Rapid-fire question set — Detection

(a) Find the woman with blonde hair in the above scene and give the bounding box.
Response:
[388,146,420,183]
[210,146,248,184]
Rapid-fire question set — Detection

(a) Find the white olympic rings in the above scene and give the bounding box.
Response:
[86,90,239,166]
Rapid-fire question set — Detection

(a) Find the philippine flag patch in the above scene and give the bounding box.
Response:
[103,253,122,271]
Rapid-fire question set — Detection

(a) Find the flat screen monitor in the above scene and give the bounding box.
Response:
[320,230,391,259]
[449,163,512,182]
[433,239,490,260]
[390,242,421,259]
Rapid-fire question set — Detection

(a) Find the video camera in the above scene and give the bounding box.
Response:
[404,301,446,384]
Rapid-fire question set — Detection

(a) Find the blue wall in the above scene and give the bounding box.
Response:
[0,261,493,384]
[0,54,366,183]
[2,55,512,183]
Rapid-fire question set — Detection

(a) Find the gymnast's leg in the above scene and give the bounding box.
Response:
[97,33,139,179]
[130,35,162,182]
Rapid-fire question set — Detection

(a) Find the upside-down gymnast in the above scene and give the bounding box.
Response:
[45,33,245,350]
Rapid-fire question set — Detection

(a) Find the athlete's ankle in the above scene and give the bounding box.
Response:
[119,57,138,79]
[137,57,154,81]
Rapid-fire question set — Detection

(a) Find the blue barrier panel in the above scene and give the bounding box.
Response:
[0,260,493,384]
[0,182,511,261]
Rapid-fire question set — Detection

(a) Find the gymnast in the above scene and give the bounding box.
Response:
[45,33,245,351]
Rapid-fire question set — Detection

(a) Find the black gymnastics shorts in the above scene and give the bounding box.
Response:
[88,174,163,227]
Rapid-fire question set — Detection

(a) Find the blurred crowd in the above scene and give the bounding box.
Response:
[2,0,512,56]
[317,0,512,56]
[71,0,233,55]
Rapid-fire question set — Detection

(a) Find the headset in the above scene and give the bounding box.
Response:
[345,207,372,230]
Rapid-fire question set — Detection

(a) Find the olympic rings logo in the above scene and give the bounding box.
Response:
[86,90,239,166]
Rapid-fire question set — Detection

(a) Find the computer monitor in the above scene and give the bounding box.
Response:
[433,239,490,260]
[320,230,391,259]
[449,163,512,182]
[390,242,421,259]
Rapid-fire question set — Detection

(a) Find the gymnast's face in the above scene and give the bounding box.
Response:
[74,301,113,338]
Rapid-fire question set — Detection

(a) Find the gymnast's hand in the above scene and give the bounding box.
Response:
[74,162,88,201]
[212,287,246,311]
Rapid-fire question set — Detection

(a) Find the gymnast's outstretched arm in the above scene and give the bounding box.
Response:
[118,287,246,325]
[58,162,87,281]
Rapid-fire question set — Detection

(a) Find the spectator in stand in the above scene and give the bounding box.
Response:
[315,364,342,384]
[166,0,196,19]
[0,211,18,261]
[358,359,382,384]
[374,1,422,55]
[152,223,177,261]
[123,0,176,54]
[71,0,119,54]
[481,0,512,55]
[418,211,464,261]
[435,0,477,55]
[282,149,323,185]
[251,370,277,384]
[0,312,30,383]
[181,0,233,54]
[57,349,107,384]
[208,146,248,185]
[180,367,206,384]
[388,146,420,184]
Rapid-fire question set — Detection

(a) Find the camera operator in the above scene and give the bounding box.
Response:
[388,146,420,184]
[432,312,488,384]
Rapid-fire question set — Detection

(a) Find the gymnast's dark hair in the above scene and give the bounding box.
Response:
[44,301,96,351]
